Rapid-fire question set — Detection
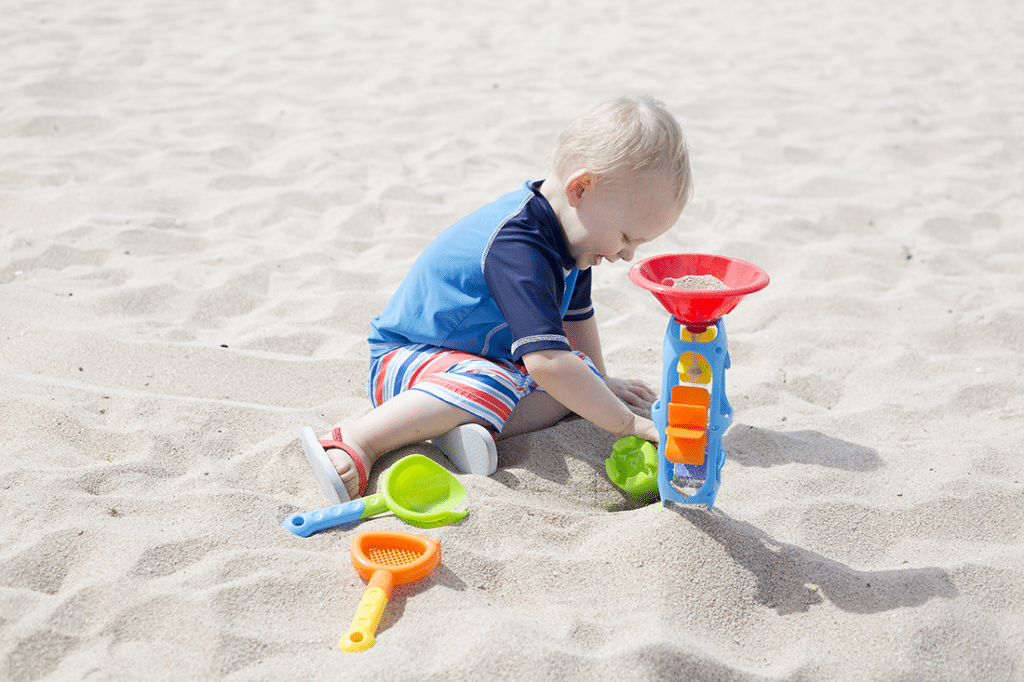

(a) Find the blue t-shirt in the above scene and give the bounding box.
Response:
[368,181,594,363]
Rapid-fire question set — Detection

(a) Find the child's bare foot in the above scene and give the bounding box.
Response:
[324,443,368,500]
[299,426,370,503]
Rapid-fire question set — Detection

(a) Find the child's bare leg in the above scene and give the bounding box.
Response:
[498,390,572,439]
[324,389,489,498]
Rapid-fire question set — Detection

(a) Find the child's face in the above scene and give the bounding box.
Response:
[561,171,681,270]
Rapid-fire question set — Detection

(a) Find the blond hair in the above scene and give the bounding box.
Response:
[548,95,693,207]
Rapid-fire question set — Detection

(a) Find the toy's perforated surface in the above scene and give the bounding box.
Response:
[368,547,420,567]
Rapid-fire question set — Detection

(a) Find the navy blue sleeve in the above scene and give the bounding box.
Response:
[563,267,594,322]
[483,234,573,363]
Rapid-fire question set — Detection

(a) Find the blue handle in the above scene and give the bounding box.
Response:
[284,500,366,537]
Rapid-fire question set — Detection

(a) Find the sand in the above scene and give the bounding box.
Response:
[670,275,729,291]
[2,0,1023,680]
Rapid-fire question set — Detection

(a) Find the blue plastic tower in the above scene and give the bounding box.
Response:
[651,317,733,509]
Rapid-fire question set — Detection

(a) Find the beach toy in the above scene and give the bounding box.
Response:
[340,530,441,652]
[629,253,769,333]
[284,454,467,536]
[605,436,659,503]
[628,254,768,509]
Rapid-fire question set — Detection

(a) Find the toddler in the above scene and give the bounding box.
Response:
[302,94,693,502]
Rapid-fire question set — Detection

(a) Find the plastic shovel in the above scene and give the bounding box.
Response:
[284,454,467,536]
[339,530,441,652]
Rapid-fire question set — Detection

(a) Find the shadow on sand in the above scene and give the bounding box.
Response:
[666,503,958,615]
[724,424,883,472]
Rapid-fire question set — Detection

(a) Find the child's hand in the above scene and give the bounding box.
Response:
[605,376,657,411]
[615,413,660,444]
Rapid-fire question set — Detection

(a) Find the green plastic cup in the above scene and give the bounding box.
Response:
[605,436,660,503]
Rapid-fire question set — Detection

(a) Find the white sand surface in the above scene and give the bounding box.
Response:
[2,0,1023,680]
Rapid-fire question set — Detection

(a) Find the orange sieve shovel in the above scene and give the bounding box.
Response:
[339,530,441,653]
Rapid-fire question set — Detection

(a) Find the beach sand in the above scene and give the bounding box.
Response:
[2,0,1023,680]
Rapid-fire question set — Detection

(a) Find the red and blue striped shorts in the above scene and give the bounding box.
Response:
[366,344,600,433]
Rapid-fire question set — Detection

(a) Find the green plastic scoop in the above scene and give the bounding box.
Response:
[284,454,468,536]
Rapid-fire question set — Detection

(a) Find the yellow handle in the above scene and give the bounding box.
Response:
[339,586,388,652]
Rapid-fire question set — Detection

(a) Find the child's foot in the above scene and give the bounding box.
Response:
[430,424,497,476]
[299,426,368,503]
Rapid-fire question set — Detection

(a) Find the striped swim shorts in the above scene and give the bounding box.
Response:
[366,344,601,433]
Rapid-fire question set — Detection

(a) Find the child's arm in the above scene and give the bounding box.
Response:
[564,316,609,373]
[522,349,659,442]
[564,317,657,411]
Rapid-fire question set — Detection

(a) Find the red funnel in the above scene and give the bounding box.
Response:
[629,253,769,332]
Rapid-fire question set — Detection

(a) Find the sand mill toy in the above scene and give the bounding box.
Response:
[626,253,769,509]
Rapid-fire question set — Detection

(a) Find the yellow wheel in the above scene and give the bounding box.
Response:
[678,352,712,384]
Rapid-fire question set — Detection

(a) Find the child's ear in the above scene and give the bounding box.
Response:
[564,170,595,208]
